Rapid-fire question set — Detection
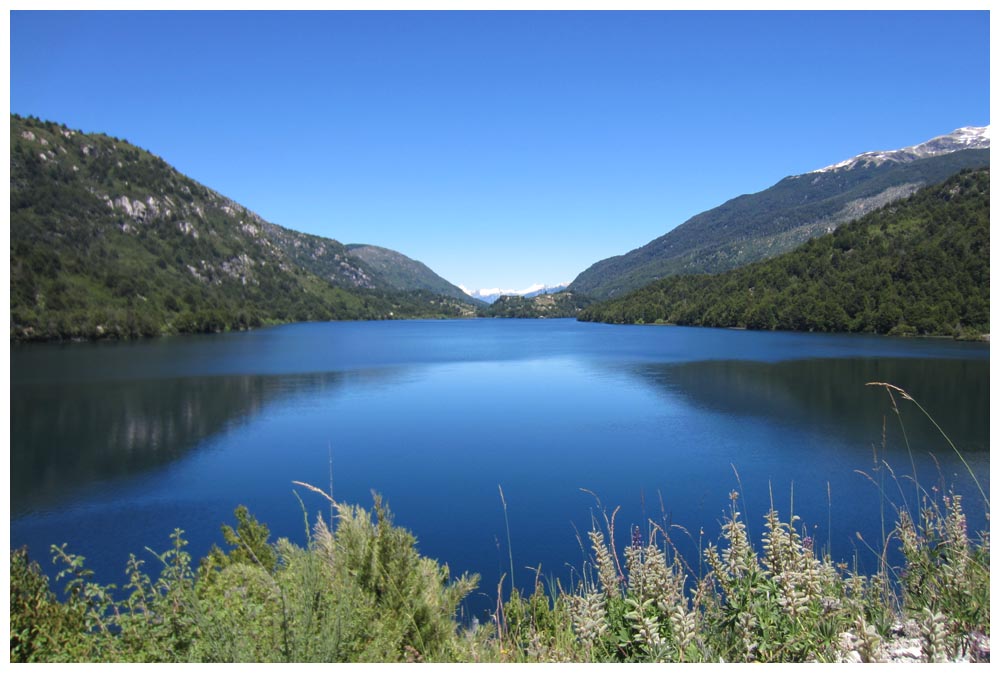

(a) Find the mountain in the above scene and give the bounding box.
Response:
[10,114,478,340]
[579,169,989,338]
[523,283,569,298]
[570,127,990,299]
[814,125,990,173]
[462,283,569,304]
[343,244,480,304]
[460,288,507,304]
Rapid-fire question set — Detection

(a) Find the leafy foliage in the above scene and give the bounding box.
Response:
[579,169,989,338]
[897,494,990,652]
[10,114,477,342]
[10,496,478,663]
[9,547,90,662]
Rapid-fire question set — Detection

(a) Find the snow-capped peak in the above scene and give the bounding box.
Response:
[461,282,570,304]
[812,125,990,174]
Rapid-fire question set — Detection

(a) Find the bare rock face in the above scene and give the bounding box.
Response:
[144,195,164,219]
[108,194,173,225]
[112,195,146,222]
[221,254,257,286]
[178,221,199,238]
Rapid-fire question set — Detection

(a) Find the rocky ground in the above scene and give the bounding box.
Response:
[837,621,989,664]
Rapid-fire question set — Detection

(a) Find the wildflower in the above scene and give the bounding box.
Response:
[589,530,619,598]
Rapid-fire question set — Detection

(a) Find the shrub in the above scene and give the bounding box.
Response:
[9,494,478,663]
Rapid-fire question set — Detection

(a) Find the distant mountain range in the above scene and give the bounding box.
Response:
[461,283,569,304]
[569,126,990,299]
[10,114,478,340]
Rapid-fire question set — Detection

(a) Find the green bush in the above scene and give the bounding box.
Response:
[9,494,477,663]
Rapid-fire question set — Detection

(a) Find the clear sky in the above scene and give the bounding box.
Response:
[9,10,990,292]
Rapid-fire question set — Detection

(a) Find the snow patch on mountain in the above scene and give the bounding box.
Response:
[460,283,570,304]
[812,126,990,174]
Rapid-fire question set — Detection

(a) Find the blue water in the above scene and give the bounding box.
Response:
[10,320,990,618]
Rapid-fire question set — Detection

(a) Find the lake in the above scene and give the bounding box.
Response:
[10,319,990,619]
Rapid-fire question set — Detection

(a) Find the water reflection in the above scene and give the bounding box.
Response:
[10,369,408,516]
[630,357,989,492]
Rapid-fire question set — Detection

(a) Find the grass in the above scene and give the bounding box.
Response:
[9,386,990,663]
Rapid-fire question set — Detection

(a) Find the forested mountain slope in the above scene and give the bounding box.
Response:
[10,114,476,340]
[570,127,989,299]
[579,169,989,338]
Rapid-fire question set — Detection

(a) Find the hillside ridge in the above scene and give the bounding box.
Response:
[10,114,478,340]
[569,128,989,299]
[579,169,989,339]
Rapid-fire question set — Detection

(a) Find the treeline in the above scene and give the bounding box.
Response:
[10,280,472,341]
[579,170,989,338]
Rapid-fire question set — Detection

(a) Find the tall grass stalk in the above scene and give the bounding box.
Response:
[882,385,919,518]
[867,381,989,509]
[499,484,515,599]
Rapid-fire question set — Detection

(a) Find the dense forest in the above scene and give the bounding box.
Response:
[10,115,476,341]
[579,169,989,338]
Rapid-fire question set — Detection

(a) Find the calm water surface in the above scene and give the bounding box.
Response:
[11,320,989,617]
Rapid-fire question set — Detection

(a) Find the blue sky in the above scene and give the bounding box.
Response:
[10,10,990,291]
